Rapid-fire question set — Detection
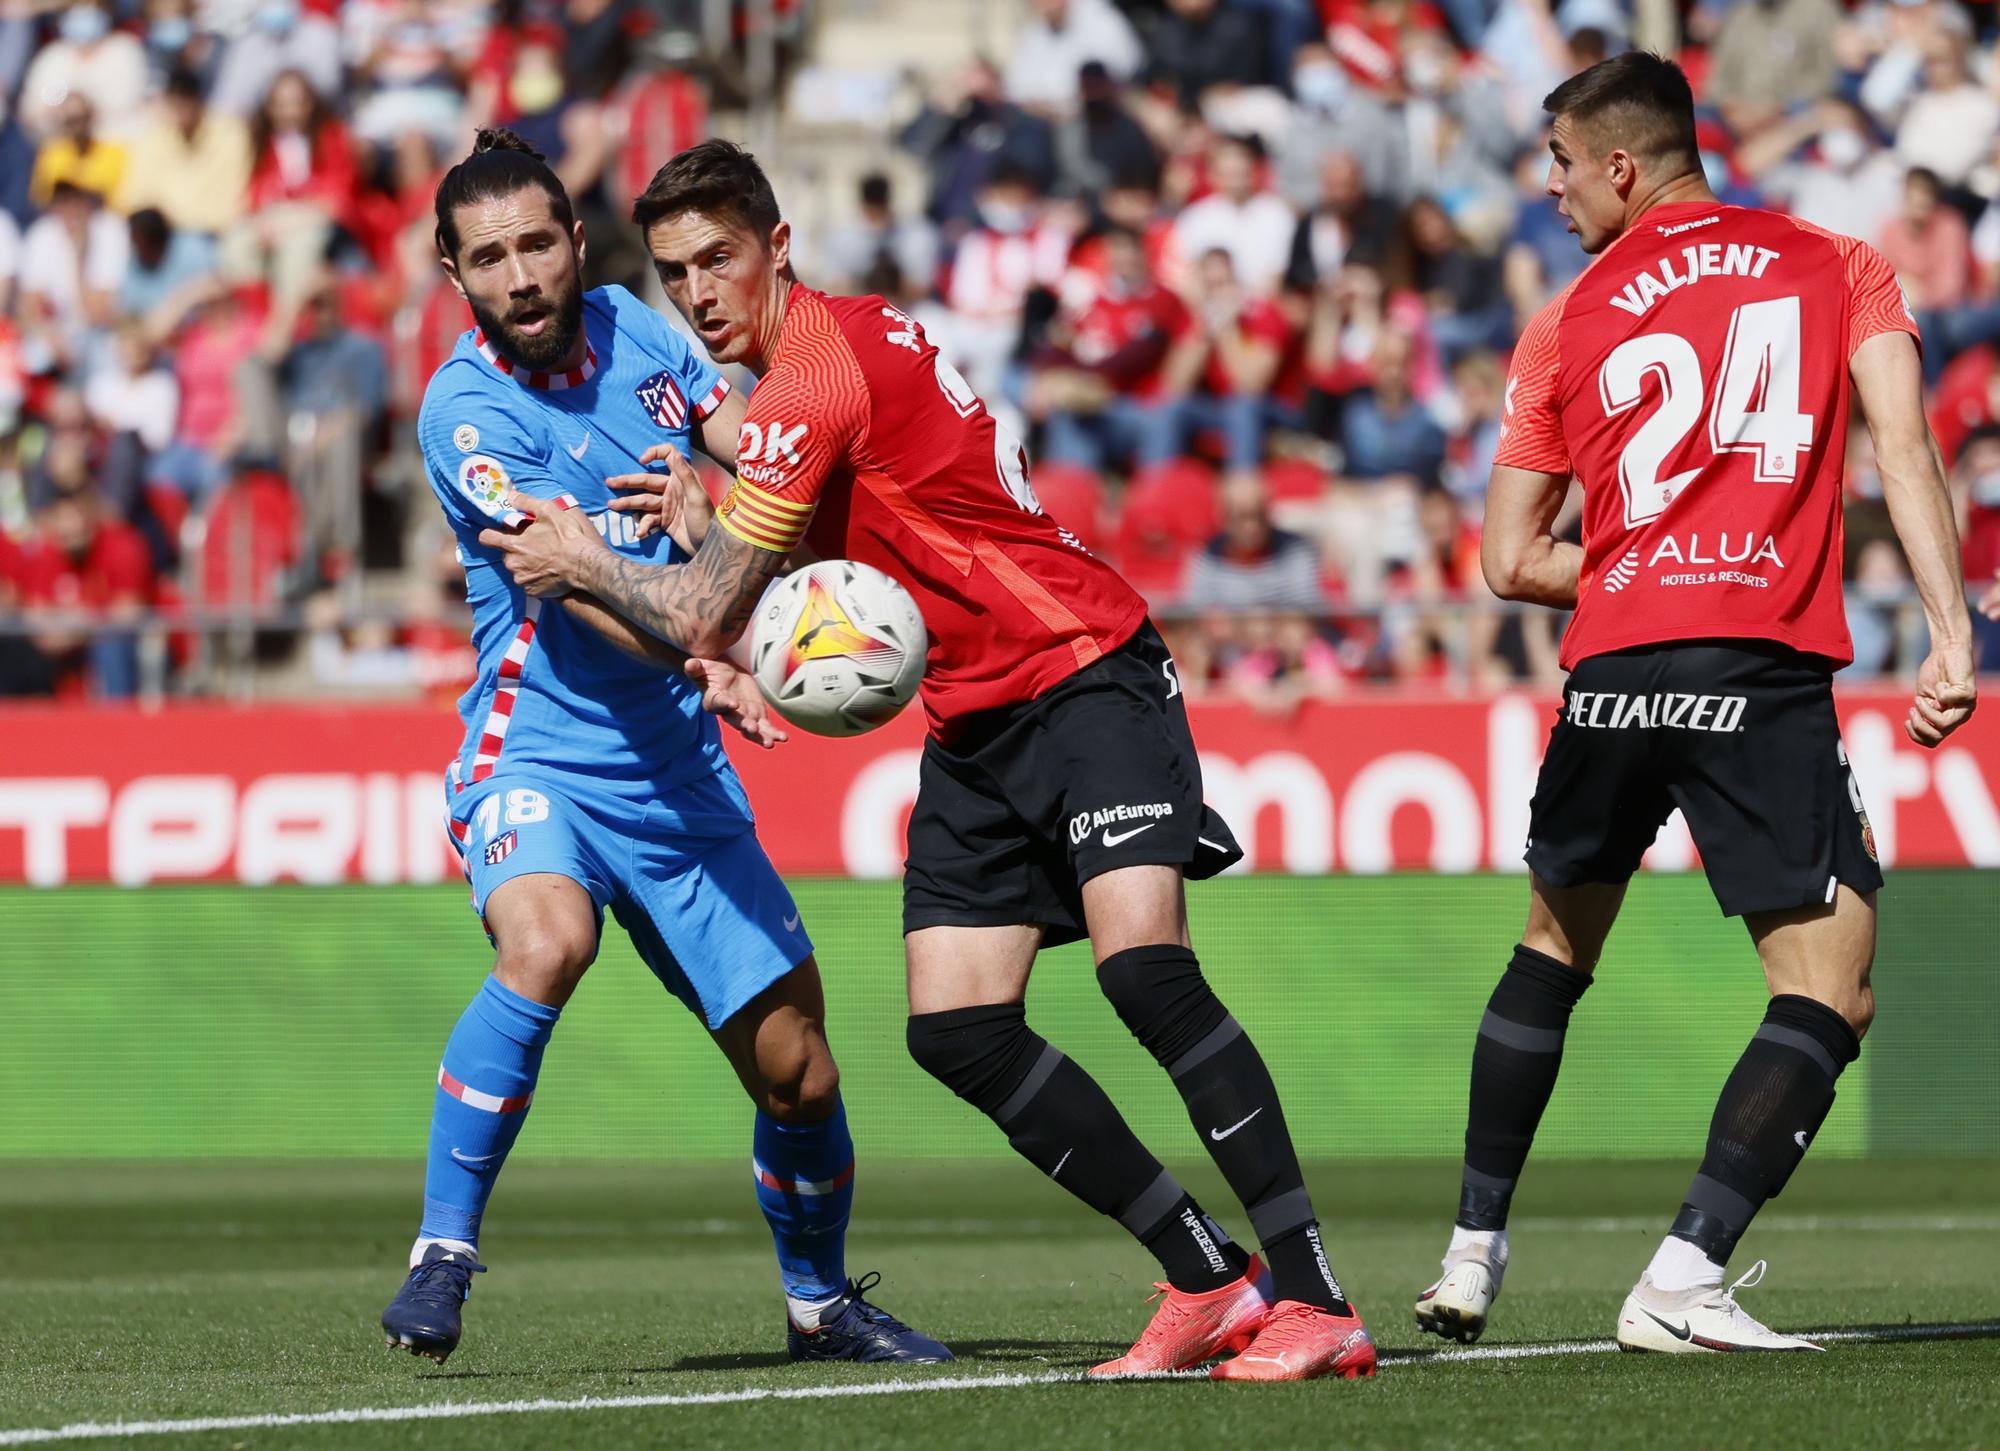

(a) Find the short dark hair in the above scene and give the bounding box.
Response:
[165,67,204,103]
[1543,52,1699,176]
[632,138,782,241]
[434,128,575,260]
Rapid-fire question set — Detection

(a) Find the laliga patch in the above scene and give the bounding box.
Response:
[484,829,518,866]
[457,454,515,518]
[453,423,480,453]
[635,369,689,429]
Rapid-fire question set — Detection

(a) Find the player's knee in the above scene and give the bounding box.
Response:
[758,1039,841,1122]
[906,1002,1039,1114]
[493,921,596,1006]
[1095,944,1228,1066]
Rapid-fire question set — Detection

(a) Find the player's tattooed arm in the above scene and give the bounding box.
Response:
[575,525,787,660]
[1481,465,1583,608]
[479,490,783,658]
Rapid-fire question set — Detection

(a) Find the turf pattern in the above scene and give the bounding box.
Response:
[2,1158,1997,1449]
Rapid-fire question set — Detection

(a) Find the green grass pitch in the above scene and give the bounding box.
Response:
[3,1156,1997,1449]
[3,875,1995,1446]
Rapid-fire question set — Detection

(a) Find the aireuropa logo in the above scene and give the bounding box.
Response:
[1069,801,1174,846]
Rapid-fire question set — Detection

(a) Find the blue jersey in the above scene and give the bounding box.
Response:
[417,285,734,795]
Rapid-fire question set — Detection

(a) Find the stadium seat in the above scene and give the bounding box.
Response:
[1115,458,1219,600]
[1030,462,1107,551]
[1262,456,1326,505]
[194,468,303,609]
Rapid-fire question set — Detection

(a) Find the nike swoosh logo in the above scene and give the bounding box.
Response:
[1210,1107,1263,1141]
[450,1149,502,1168]
[1643,1309,1693,1341]
[1101,823,1158,848]
[1052,1148,1072,1178]
[1793,1131,1809,1149]
[782,912,801,933]
[566,433,591,460]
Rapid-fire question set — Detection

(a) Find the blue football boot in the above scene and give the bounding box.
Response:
[382,1243,486,1363]
[787,1273,954,1364]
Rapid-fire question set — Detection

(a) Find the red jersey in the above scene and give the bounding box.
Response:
[1496,202,1918,670]
[716,286,1148,731]
[15,521,153,610]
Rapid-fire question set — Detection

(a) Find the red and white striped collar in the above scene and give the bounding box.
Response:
[473,328,598,391]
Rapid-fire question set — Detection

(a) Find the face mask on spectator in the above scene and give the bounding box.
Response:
[61,6,111,43]
[1850,467,1882,500]
[1294,63,1348,114]
[149,17,192,52]
[254,1,298,34]
[1974,469,2000,508]
[981,201,1032,234]
[1820,128,1867,170]
[1700,150,1731,192]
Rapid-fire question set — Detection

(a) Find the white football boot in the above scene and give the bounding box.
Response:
[1415,1234,1506,1345]
[1615,1260,1823,1354]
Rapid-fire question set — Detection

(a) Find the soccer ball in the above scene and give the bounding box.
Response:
[748,560,928,736]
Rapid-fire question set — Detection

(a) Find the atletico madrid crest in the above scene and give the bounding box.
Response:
[636,370,689,429]
[484,830,519,867]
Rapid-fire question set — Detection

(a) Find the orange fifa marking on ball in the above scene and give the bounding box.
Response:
[786,574,895,678]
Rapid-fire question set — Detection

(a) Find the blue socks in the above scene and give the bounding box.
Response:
[417,975,560,1256]
[753,1098,855,1313]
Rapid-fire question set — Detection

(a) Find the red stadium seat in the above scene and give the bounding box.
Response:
[1030,462,1107,550]
[143,483,190,553]
[1115,458,1219,600]
[195,469,302,609]
[1262,456,1326,505]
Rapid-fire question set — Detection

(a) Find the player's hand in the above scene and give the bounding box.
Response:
[1907,638,1977,747]
[605,444,711,549]
[684,657,788,749]
[477,492,605,597]
[1977,569,2000,621]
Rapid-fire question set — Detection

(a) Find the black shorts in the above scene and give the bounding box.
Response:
[1525,641,1883,917]
[902,621,1244,946]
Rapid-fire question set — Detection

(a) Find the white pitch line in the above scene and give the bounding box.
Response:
[3,1322,1993,1446]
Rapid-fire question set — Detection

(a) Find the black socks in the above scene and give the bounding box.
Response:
[906,1003,1243,1292]
[1669,994,1860,1264]
[1098,945,1349,1313]
[1458,944,1593,1231]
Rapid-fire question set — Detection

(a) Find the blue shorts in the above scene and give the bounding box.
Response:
[445,764,812,1029]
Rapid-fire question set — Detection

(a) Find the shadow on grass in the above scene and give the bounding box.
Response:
[660,1338,1130,1373]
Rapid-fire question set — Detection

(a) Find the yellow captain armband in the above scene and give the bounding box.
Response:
[715,477,813,553]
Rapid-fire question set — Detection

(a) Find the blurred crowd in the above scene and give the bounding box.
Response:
[3,0,2000,707]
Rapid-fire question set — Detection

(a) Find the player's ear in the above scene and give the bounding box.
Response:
[571,217,587,271]
[441,250,467,301]
[768,219,792,279]
[1609,148,1638,199]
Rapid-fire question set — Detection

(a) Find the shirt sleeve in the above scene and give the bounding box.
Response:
[1842,236,1921,358]
[1492,294,1571,477]
[416,377,564,540]
[714,331,869,554]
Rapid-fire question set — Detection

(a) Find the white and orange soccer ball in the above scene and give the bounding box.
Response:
[747,560,927,736]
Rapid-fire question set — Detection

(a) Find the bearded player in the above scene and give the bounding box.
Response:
[485,139,1375,1382]
[1406,54,1975,1354]
[379,131,948,1367]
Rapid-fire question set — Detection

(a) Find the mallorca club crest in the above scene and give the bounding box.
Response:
[635,370,689,429]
